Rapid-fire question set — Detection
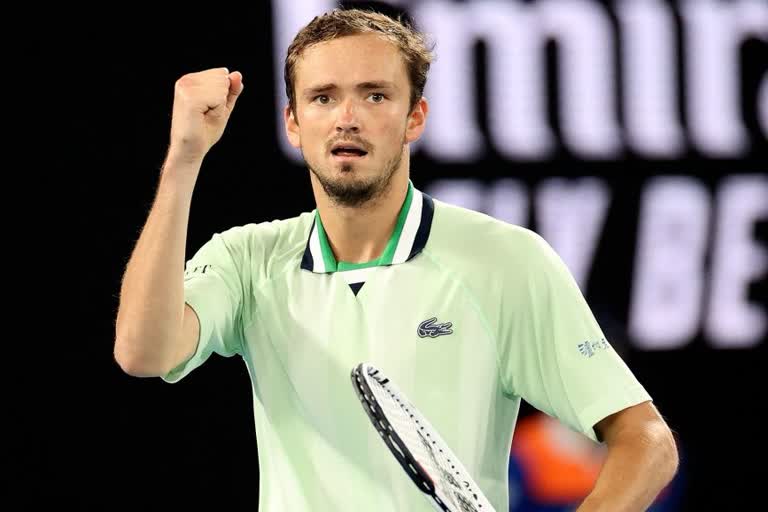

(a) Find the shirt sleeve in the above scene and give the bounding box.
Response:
[498,229,652,442]
[161,231,246,383]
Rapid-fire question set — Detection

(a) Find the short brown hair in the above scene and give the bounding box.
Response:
[284,8,434,117]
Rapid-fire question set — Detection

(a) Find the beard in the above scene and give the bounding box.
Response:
[305,136,405,208]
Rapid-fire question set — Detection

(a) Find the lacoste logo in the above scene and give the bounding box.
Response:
[418,317,454,338]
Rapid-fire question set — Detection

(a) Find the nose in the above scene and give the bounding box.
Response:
[335,99,360,134]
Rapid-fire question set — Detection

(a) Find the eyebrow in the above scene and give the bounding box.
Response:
[303,81,397,96]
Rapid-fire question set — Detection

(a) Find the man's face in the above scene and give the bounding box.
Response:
[285,33,427,207]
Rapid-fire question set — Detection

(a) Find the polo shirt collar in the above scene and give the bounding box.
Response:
[301,181,434,273]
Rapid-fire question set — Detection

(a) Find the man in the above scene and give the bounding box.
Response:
[114,8,678,511]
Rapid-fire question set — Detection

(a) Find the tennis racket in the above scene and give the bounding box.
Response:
[351,362,496,512]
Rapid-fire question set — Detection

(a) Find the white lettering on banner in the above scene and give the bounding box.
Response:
[423,176,767,349]
[705,175,768,348]
[536,0,621,158]
[616,0,684,157]
[628,177,710,349]
[535,178,610,290]
[681,0,768,157]
[273,0,767,161]
[409,1,490,160]
[414,0,620,160]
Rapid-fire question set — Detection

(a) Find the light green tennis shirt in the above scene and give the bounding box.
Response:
[163,181,651,511]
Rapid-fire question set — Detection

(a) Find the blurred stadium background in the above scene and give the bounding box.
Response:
[46,0,765,510]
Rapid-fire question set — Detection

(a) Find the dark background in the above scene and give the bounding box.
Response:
[34,1,765,510]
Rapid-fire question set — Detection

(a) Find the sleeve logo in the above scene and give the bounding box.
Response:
[578,338,609,357]
[184,265,212,280]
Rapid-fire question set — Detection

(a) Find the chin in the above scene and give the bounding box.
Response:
[329,159,371,176]
[338,162,361,174]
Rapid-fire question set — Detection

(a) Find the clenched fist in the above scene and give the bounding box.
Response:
[168,67,244,164]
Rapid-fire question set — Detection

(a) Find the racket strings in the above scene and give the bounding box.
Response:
[370,378,480,512]
[369,379,442,477]
[418,427,481,512]
[417,428,466,510]
[357,365,492,511]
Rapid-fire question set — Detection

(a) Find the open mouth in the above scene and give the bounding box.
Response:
[330,141,369,159]
[331,147,369,158]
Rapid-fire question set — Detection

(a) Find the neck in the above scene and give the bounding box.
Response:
[312,162,410,264]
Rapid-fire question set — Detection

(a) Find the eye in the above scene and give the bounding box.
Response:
[313,95,331,105]
[369,93,385,103]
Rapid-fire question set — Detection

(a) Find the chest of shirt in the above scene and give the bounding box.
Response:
[244,264,501,437]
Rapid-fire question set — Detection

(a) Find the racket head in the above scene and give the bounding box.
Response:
[351,362,496,512]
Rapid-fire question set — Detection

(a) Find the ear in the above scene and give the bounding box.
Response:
[283,105,301,148]
[405,97,428,144]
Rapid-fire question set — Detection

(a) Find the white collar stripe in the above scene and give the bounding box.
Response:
[309,223,326,273]
[392,189,423,265]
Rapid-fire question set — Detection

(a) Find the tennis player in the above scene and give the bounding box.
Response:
[114,7,679,511]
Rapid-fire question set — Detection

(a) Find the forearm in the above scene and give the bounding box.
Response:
[577,423,679,512]
[114,154,200,375]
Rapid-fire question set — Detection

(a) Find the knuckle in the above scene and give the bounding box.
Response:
[175,74,194,90]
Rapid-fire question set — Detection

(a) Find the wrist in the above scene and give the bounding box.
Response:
[160,150,202,188]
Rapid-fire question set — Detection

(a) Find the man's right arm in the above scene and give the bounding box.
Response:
[113,67,244,377]
[113,159,201,377]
